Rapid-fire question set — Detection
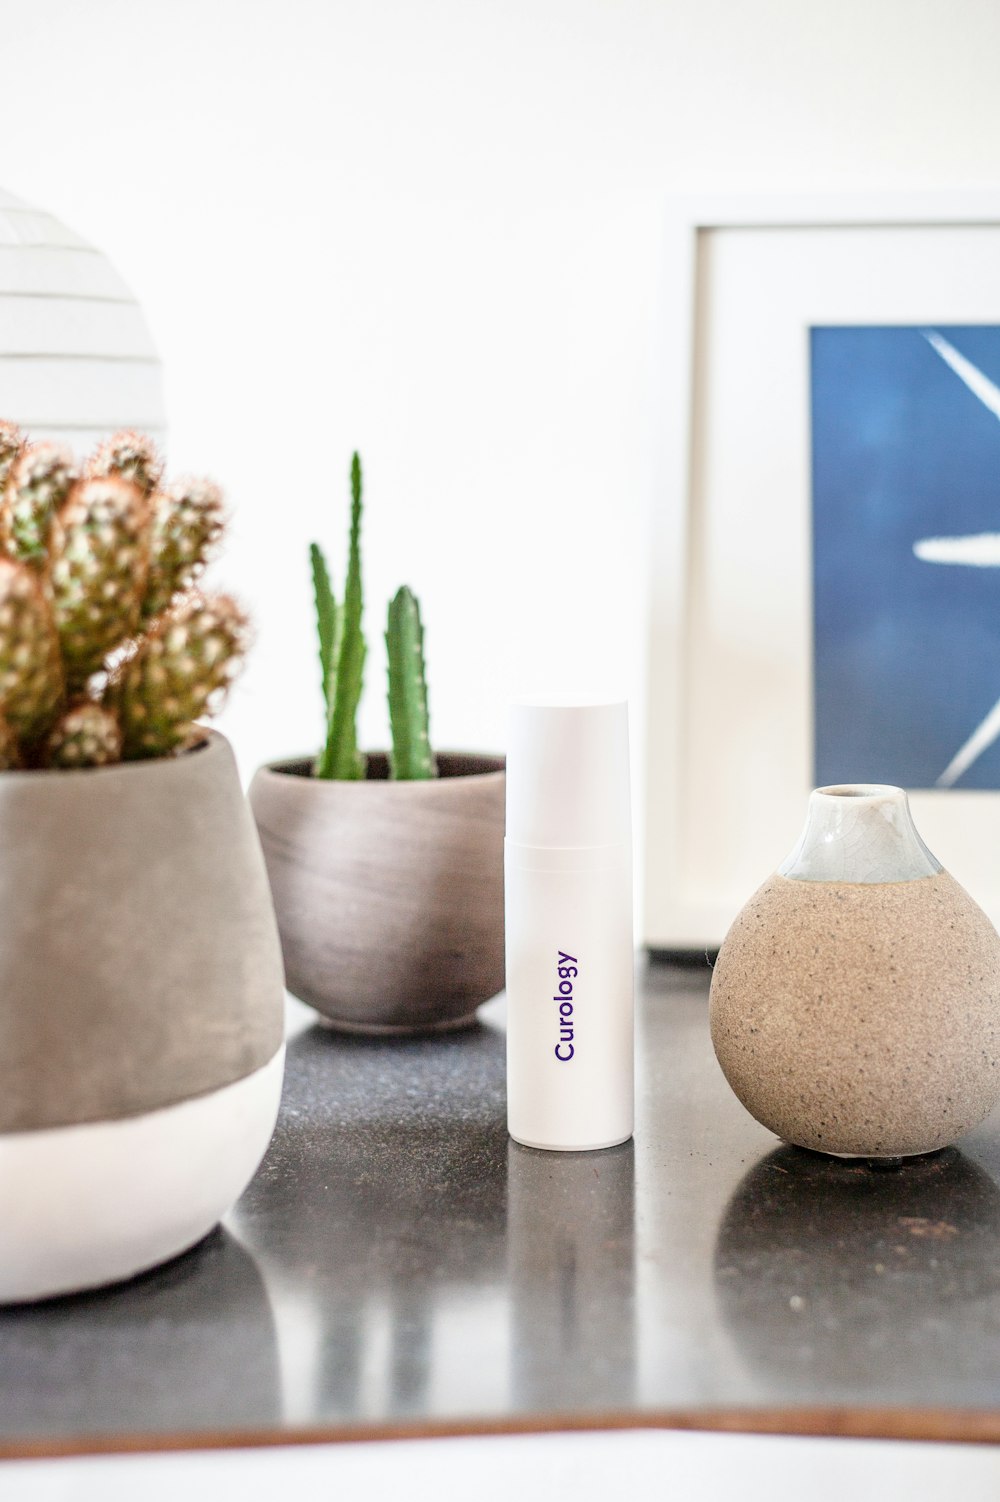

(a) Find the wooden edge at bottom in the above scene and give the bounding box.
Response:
[4,1407,1000,1461]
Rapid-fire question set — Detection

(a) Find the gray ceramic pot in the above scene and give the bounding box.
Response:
[249,752,505,1033]
[0,730,286,1302]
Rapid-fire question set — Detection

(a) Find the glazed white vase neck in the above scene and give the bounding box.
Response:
[778,784,942,884]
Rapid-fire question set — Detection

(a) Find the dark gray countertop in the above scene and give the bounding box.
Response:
[5,961,1000,1456]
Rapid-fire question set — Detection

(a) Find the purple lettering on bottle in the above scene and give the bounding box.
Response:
[554,952,578,1061]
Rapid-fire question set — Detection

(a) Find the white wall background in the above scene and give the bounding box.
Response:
[1,0,1000,795]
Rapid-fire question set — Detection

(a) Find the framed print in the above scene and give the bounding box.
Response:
[643,194,1000,951]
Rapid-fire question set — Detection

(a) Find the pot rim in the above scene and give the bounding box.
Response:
[257,749,505,787]
[0,727,221,783]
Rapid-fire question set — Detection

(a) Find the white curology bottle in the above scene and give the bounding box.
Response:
[505,697,634,1151]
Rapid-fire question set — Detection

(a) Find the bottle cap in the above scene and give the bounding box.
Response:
[505,696,631,849]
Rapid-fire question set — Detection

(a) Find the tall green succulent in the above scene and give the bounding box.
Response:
[312,454,438,781]
[314,452,366,780]
[0,424,248,770]
[386,586,437,780]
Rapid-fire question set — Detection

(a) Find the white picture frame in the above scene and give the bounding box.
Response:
[643,193,1000,952]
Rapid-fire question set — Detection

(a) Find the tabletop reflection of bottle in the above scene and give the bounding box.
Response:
[507,1138,636,1411]
[233,1018,511,1422]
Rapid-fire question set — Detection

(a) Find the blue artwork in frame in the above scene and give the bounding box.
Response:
[811,324,1000,791]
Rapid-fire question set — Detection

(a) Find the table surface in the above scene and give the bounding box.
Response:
[6,961,1000,1458]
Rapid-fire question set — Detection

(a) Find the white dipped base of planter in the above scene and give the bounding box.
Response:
[0,1045,285,1304]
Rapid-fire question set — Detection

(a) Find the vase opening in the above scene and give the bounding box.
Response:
[816,784,899,799]
[778,781,941,884]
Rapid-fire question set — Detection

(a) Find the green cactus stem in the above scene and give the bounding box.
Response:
[50,475,151,687]
[88,428,163,497]
[0,557,64,740]
[386,585,437,780]
[3,442,77,564]
[143,477,226,620]
[315,452,366,780]
[112,592,249,759]
[45,699,122,768]
[310,541,342,711]
[0,420,24,493]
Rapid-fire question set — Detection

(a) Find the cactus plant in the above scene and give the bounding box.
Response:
[112,592,250,760]
[0,420,23,492]
[46,699,123,768]
[50,474,150,686]
[3,442,77,564]
[0,714,21,771]
[386,586,437,780]
[87,428,163,498]
[312,453,439,781]
[0,423,248,770]
[0,557,64,738]
[314,452,367,780]
[143,477,225,620]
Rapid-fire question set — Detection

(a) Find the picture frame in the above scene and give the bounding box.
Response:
[643,193,1000,952]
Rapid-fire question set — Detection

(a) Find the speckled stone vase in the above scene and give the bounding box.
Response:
[709,784,1000,1160]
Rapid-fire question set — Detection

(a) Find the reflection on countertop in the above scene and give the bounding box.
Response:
[234,1008,637,1422]
[6,965,1000,1449]
[0,1229,281,1436]
[715,1145,1000,1400]
[508,1138,635,1410]
[234,1013,510,1421]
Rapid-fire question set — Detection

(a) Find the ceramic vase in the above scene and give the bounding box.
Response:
[709,783,1000,1159]
[0,731,286,1302]
[249,752,505,1033]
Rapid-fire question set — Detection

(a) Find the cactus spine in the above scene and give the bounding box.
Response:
[314,452,366,780]
[87,429,163,498]
[46,700,123,768]
[386,586,436,780]
[0,424,248,770]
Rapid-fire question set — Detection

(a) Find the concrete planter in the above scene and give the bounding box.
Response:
[249,752,505,1033]
[0,730,286,1302]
